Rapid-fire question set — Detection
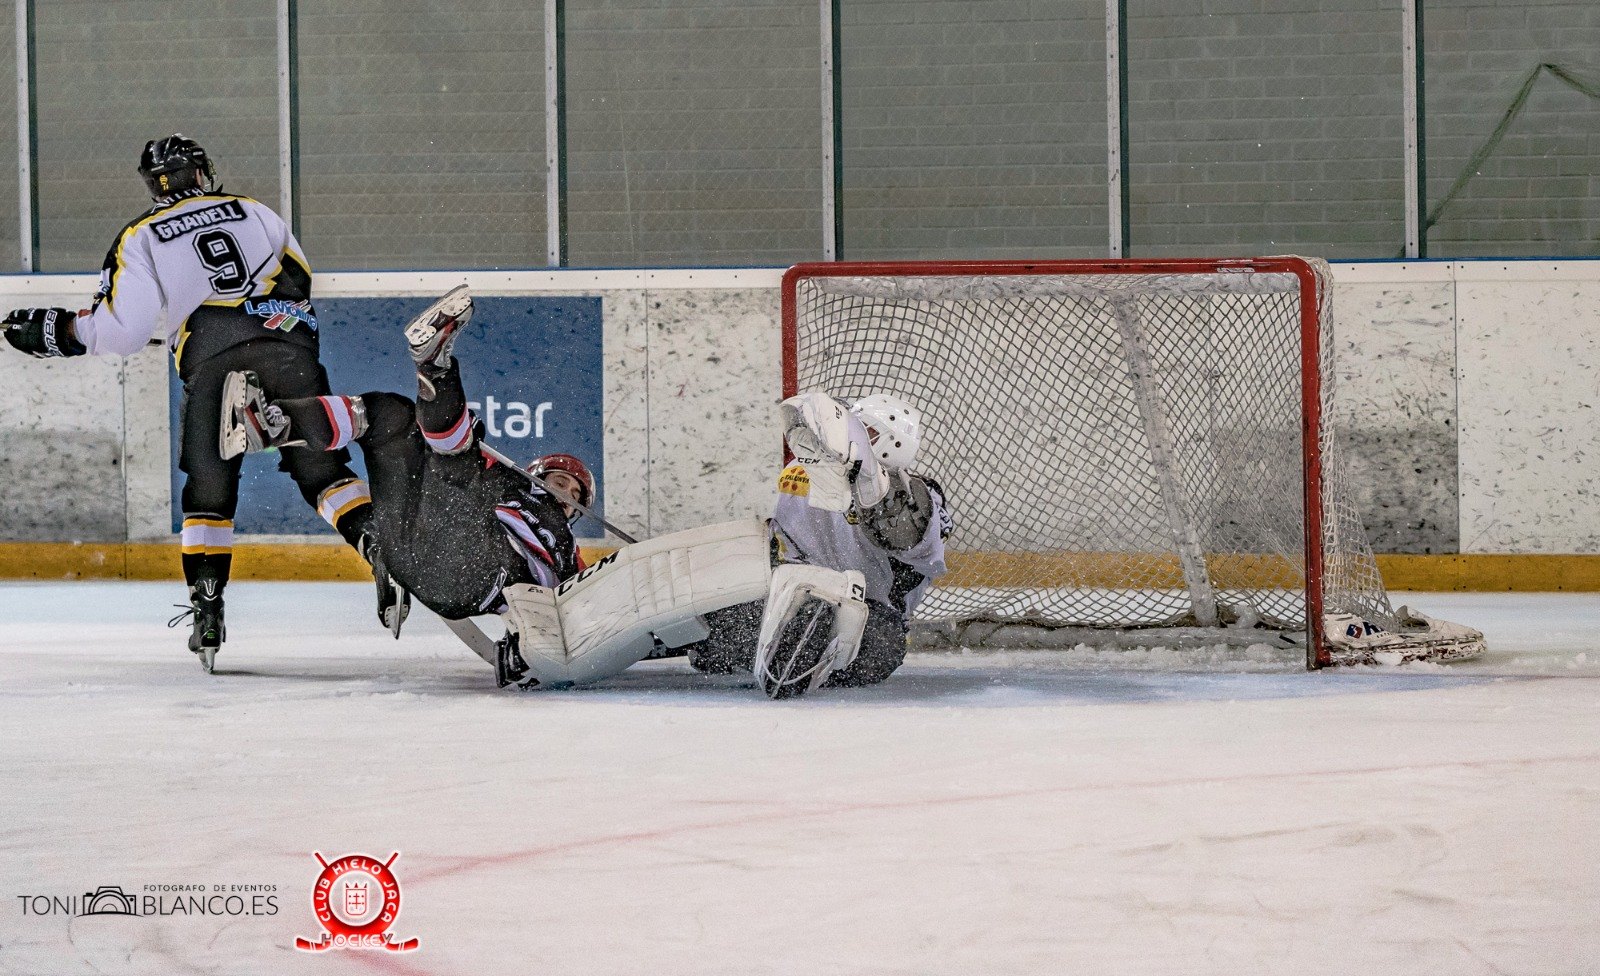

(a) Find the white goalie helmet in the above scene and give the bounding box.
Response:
[851,394,921,470]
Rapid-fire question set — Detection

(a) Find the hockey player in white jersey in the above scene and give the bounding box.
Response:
[685,391,952,698]
[1,134,383,671]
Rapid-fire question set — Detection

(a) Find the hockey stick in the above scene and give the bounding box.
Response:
[442,615,499,666]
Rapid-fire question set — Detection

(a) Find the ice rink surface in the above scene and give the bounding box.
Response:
[1,582,1597,976]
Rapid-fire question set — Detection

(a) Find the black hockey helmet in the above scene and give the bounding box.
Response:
[138,134,216,200]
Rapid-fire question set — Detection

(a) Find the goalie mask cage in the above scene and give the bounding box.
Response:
[783,257,1420,670]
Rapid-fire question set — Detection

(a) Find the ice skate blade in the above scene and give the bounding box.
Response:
[197,645,217,673]
[404,286,472,363]
[219,371,249,461]
[383,597,409,639]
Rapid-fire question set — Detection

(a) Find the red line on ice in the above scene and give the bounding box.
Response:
[404,751,1600,886]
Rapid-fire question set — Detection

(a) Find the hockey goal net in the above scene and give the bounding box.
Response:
[781,257,1483,668]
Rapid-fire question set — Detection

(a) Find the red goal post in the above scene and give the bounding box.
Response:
[780,257,1482,668]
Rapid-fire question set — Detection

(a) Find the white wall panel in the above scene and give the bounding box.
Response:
[1457,264,1600,553]
[121,346,170,541]
[643,288,781,536]
[1333,265,1459,552]
[0,277,124,541]
[601,289,650,543]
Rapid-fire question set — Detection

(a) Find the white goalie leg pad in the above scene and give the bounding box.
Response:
[501,519,774,687]
[753,564,869,698]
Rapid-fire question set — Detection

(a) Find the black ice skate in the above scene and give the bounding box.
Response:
[405,285,474,399]
[168,577,226,673]
[219,370,303,460]
[359,530,411,639]
[494,631,537,689]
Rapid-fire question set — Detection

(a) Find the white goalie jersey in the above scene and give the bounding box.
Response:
[771,457,951,615]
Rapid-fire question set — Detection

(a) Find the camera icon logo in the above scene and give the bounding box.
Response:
[81,886,138,916]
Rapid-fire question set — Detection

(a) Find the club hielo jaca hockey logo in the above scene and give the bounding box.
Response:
[294,851,419,953]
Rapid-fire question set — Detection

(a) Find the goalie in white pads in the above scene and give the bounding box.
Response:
[685,391,952,698]
[495,390,949,698]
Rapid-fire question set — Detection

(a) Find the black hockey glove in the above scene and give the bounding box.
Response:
[3,307,85,358]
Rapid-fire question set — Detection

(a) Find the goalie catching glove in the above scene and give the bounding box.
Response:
[3,307,85,359]
[780,391,888,512]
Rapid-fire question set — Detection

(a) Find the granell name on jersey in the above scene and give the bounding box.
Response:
[150,201,248,242]
[244,298,317,332]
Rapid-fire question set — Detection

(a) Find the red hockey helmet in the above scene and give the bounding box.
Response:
[528,453,595,515]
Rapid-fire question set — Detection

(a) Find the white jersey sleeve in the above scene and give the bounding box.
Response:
[73,230,164,357]
[73,193,315,368]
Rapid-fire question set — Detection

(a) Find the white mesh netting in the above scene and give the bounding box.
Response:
[785,258,1395,644]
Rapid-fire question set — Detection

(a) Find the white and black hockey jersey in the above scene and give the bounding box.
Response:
[771,461,951,615]
[72,191,319,377]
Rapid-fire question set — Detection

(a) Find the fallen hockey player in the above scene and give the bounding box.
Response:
[495,389,951,699]
[222,285,590,634]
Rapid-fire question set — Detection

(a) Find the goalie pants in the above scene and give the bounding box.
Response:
[686,598,909,688]
[177,339,371,591]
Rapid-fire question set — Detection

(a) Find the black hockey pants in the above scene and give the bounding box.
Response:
[272,362,544,619]
[177,339,370,590]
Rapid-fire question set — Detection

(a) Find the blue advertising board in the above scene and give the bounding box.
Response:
[169,295,605,536]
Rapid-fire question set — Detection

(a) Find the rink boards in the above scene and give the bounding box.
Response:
[1,261,1599,585]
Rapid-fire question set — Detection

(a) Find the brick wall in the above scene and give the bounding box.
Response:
[296,0,546,270]
[33,0,279,273]
[3,1,1595,271]
[564,0,822,267]
[839,0,1108,261]
[1424,0,1600,257]
[0,2,13,270]
[1126,0,1406,259]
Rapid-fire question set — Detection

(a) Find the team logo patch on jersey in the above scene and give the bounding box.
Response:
[149,200,247,242]
[778,464,811,496]
[245,298,318,333]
